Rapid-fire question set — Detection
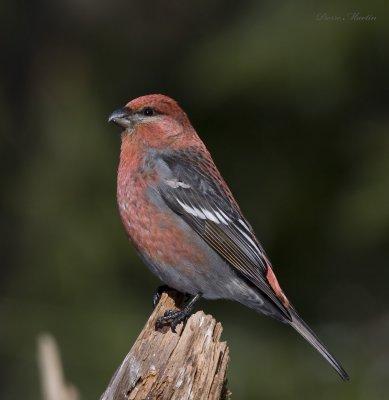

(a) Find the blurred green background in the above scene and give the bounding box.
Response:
[1,0,389,399]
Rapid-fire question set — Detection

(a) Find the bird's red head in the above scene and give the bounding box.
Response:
[109,94,199,150]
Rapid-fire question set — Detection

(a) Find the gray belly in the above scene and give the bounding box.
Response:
[138,237,269,316]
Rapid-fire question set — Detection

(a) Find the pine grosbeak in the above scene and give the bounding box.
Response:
[109,94,349,380]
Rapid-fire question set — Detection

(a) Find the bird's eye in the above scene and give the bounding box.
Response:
[141,107,154,117]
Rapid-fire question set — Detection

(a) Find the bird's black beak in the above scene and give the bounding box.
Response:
[108,107,132,129]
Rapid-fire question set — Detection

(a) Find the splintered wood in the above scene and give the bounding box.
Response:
[100,291,229,400]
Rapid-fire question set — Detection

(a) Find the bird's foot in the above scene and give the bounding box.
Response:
[155,293,201,333]
[156,308,189,333]
[152,285,172,308]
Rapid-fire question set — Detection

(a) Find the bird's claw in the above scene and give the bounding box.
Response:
[155,293,201,332]
[156,308,190,333]
[163,309,177,317]
[152,285,171,308]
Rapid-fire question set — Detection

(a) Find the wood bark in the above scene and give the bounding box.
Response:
[100,291,230,400]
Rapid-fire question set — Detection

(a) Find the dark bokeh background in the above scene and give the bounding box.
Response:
[1,1,389,399]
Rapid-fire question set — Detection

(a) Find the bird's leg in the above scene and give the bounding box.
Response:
[152,285,172,308]
[156,293,202,332]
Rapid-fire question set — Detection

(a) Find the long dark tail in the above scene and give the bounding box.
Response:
[287,307,349,381]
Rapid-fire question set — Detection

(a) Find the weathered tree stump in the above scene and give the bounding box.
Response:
[100,291,230,400]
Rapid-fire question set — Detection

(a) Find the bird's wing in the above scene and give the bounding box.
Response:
[157,150,290,318]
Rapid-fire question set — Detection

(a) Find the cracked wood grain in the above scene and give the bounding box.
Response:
[100,291,230,400]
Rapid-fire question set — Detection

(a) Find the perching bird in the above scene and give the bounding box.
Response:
[109,94,349,380]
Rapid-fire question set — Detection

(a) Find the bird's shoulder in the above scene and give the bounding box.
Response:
[154,147,239,214]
